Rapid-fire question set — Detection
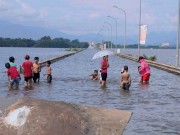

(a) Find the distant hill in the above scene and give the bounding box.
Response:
[0,20,74,40]
[0,20,177,45]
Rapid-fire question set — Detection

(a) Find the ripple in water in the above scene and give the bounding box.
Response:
[0,48,180,135]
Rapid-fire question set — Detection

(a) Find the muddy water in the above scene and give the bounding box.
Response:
[0,48,180,135]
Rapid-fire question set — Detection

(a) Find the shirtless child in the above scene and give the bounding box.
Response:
[44,61,52,83]
[33,57,41,83]
[90,70,99,80]
[120,65,131,90]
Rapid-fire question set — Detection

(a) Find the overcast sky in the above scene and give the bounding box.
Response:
[0,0,179,36]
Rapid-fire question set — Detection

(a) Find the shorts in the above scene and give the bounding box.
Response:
[24,76,33,82]
[33,73,40,83]
[47,74,52,83]
[101,73,107,81]
[122,83,130,90]
[10,78,21,86]
[141,73,150,82]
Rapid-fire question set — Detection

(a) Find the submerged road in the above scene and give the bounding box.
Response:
[0,49,180,135]
[116,53,180,75]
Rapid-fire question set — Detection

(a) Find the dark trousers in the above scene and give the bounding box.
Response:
[33,73,40,83]
[47,74,52,83]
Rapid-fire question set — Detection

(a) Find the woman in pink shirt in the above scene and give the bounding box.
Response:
[100,55,109,87]
[138,56,150,83]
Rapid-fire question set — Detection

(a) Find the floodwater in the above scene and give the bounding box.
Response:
[121,48,179,65]
[0,47,180,135]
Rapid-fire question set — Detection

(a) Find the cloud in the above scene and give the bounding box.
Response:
[15,0,48,19]
[0,0,12,11]
[89,12,101,19]
[16,0,37,17]
[0,0,179,36]
[0,0,48,26]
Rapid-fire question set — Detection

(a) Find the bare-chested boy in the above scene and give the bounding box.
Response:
[120,65,131,90]
[33,57,41,83]
[44,61,52,83]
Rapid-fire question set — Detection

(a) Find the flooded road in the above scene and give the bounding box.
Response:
[0,48,180,135]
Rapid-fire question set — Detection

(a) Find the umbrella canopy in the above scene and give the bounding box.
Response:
[92,50,114,60]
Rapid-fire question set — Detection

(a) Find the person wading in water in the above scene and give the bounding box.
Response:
[100,55,109,87]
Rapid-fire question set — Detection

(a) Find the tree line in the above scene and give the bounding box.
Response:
[0,36,89,48]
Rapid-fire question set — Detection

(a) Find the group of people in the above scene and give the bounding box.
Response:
[5,55,52,90]
[91,56,151,90]
[90,55,109,87]
[6,54,150,91]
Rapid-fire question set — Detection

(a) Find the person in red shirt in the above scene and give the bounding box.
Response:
[22,55,33,88]
[5,63,21,90]
[100,55,109,87]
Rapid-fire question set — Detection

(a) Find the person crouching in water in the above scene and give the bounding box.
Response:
[5,63,21,90]
[22,55,33,88]
[33,57,41,83]
[90,70,99,80]
[44,61,52,83]
[120,65,131,90]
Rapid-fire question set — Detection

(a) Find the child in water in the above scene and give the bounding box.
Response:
[22,55,33,88]
[120,68,124,88]
[9,56,16,67]
[44,61,52,83]
[33,57,41,83]
[5,63,21,90]
[120,65,131,90]
[99,69,102,85]
[90,70,99,80]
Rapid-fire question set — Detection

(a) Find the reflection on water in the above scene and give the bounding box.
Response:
[0,48,180,135]
[138,82,150,90]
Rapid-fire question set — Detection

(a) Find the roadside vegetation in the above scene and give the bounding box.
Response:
[143,54,157,61]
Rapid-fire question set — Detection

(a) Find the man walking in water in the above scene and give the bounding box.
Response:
[100,55,109,87]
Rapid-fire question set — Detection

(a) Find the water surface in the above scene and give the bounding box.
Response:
[0,48,179,135]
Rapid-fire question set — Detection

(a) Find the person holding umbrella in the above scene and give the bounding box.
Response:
[92,49,113,87]
[100,55,109,87]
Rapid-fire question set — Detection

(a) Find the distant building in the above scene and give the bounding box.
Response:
[161,42,170,47]
[99,45,104,50]
[88,42,95,48]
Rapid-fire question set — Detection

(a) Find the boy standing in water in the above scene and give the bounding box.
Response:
[5,63,21,90]
[22,55,33,88]
[120,65,131,90]
[9,56,16,67]
[33,57,41,83]
[44,61,52,83]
